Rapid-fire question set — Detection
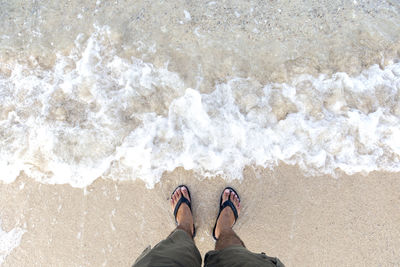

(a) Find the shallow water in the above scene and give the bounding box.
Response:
[1,0,400,187]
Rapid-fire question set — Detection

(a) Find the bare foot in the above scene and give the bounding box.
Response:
[214,189,241,239]
[170,186,194,236]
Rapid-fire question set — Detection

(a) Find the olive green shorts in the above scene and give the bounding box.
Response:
[133,229,284,267]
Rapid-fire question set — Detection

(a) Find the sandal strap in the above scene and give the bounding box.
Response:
[220,199,238,222]
[173,196,192,224]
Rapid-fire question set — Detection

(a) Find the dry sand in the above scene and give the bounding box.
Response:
[1,165,400,266]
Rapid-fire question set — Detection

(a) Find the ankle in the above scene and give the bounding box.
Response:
[217,227,232,238]
[215,216,234,238]
[215,229,245,250]
[177,223,193,238]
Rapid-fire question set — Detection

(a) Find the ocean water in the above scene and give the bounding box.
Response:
[0,0,399,188]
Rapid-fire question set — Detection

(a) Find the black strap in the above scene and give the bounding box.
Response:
[220,199,238,222]
[173,196,192,224]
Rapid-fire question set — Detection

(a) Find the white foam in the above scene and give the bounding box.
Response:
[0,27,400,188]
[115,64,400,187]
[183,10,191,21]
[0,220,25,264]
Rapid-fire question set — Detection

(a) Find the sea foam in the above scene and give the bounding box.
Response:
[0,219,25,264]
[0,28,399,188]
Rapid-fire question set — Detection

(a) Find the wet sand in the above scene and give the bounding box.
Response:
[1,165,399,266]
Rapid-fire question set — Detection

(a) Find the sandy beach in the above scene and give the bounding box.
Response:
[1,165,399,266]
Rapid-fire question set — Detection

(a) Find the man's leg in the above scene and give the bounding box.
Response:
[204,189,284,267]
[172,187,195,238]
[214,189,244,250]
[133,186,201,267]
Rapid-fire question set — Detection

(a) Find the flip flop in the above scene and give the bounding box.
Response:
[172,185,196,238]
[212,187,240,241]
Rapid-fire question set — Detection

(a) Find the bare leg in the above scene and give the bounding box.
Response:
[170,187,194,239]
[133,186,200,267]
[214,189,244,250]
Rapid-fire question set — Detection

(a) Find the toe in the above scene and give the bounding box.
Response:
[229,191,240,213]
[223,189,230,202]
[171,189,180,205]
[177,188,182,199]
[181,187,191,202]
[171,192,176,205]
